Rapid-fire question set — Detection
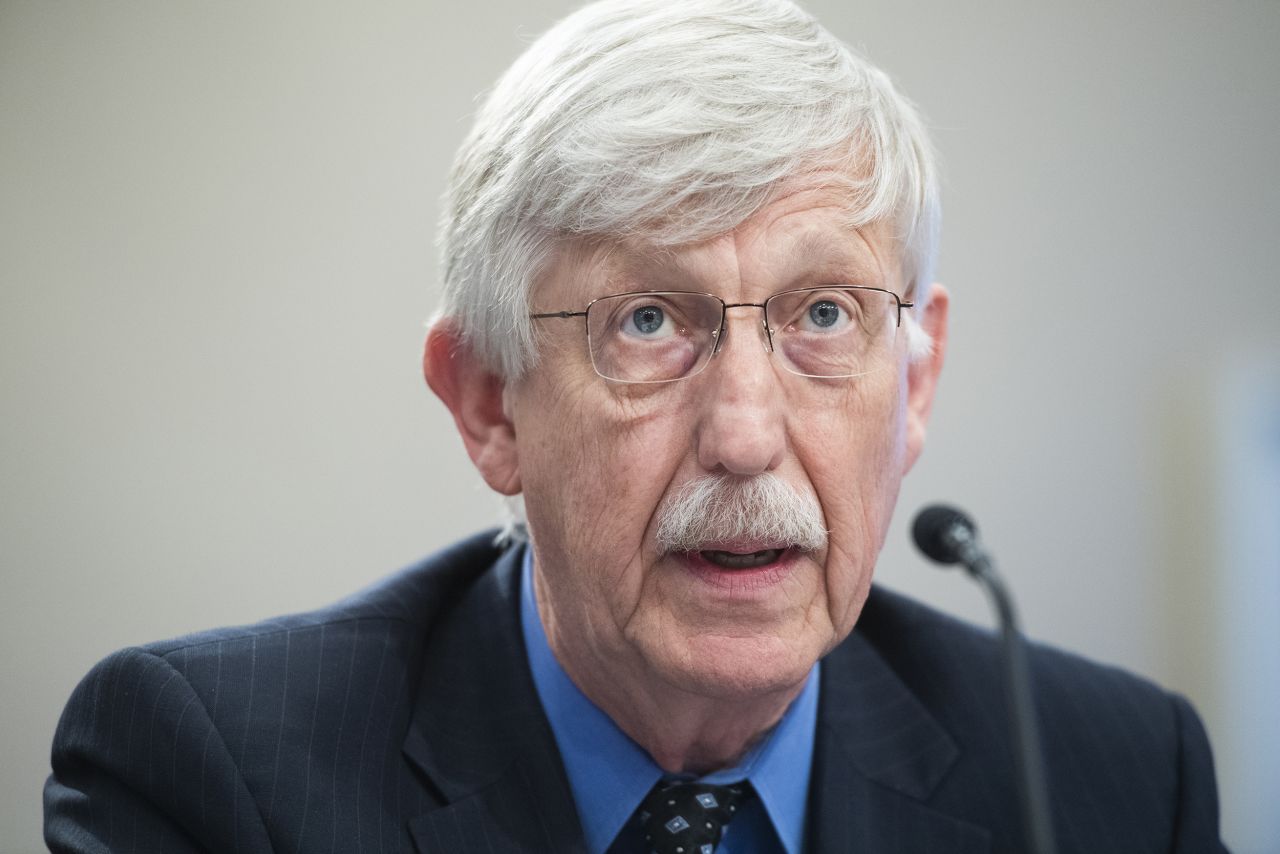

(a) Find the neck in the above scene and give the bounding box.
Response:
[539,610,806,775]
[606,680,802,775]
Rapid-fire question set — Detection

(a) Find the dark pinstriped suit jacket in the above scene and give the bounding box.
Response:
[45,531,1227,852]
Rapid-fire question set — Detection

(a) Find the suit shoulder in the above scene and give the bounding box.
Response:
[48,531,514,849]
[56,531,510,751]
[856,585,1178,727]
[849,588,1225,851]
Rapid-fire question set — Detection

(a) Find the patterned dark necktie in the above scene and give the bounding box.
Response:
[635,779,753,854]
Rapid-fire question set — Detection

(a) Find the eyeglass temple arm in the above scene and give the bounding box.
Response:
[530,310,587,319]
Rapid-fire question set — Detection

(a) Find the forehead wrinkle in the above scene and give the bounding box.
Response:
[537,237,676,308]
[590,234,741,299]
[675,232,743,297]
[727,214,890,299]
[595,241,696,297]
[562,201,897,301]
[785,217,899,292]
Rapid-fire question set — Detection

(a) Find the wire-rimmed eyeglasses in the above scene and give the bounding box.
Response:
[530,286,912,384]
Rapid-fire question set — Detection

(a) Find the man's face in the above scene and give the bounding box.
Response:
[501,185,945,700]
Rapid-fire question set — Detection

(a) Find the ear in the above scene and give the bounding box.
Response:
[422,320,522,495]
[902,282,949,474]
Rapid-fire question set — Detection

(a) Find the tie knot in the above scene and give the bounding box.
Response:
[636,779,753,854]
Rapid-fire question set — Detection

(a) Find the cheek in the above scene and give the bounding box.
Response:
[791,372,908,629]
[790,372,907,510]
[519,383,692,599]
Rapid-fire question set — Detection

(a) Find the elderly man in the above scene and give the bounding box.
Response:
[45,1,1225,852]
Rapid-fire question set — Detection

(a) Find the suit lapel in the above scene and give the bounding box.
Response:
[807,602,990,853]
[402,545,587,854]
[400,550,989,853]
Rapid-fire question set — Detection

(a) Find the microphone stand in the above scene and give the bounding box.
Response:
[946,525,1059,854]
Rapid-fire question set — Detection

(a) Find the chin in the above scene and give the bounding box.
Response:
[659,630,821,701]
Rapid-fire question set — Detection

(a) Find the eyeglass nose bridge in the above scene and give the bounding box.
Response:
[710,301,774,357]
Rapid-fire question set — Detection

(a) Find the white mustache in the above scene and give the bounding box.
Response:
[654,474,828,553]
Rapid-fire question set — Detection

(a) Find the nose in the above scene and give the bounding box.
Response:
[693,310,787,476]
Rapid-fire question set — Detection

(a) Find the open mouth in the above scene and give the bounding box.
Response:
[699,548,786,569]
[677,544,800,591]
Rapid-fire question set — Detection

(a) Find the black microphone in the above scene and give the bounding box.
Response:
[912,504,1059,854]
[912,504,988,569]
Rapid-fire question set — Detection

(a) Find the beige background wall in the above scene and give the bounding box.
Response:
[2,1,1277,851]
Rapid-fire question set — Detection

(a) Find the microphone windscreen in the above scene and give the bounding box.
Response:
[912,504,976,564]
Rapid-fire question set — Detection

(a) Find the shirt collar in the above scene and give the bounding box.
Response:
[520,546,818,854]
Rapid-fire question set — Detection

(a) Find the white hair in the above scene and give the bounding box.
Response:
[437,0,941,381]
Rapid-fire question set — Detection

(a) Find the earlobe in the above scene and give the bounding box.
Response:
[902,283,949,474]
[423,321,522,495]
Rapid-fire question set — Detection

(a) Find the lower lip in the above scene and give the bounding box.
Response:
[676,548,801,593]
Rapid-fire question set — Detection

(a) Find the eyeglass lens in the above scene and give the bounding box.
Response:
[584,289,899,384]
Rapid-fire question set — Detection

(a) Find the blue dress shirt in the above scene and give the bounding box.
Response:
[520,549,819,854]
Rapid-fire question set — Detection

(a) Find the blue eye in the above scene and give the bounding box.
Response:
[808,300,841,328]
[631,305,665,335]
